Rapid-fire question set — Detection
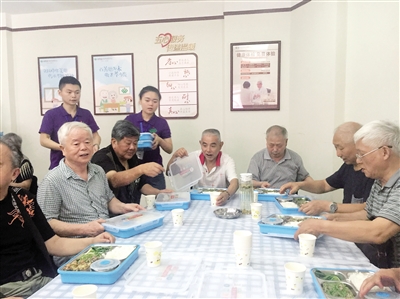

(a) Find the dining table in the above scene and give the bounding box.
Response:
[29,195,377,299]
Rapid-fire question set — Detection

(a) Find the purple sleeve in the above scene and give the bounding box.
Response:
[158,118,171,139]
[83,111,100,133]
[39,110,54,135]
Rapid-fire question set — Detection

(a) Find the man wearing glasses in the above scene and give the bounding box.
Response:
[295,120,400,268]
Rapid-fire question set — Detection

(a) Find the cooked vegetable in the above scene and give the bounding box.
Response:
[292,197,309,206]
[322,282,355,298]
[314,270,342,281]
[256,188,280,194]
[63,246,113,271]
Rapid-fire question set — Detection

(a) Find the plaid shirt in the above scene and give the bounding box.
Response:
[37,159,114,225]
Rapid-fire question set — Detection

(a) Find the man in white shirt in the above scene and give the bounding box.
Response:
[166,129,239,206]
[252,81,271,105]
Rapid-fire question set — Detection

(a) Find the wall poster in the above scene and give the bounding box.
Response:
[92,53,135,115]
[38,56,78,115]
[230,41,281,111]
[157,53,198,119]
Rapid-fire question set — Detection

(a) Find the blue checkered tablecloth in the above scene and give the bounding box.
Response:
[29,197,376,299]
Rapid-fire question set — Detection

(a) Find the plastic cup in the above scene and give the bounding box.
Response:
[209,192,219,207]
[144,241,162,267]
[72,284,97,299]
[253,190,258,203]
[145,195,156,210]
[285,262,306,295]
[250,202,262,220]
[233,230,252,267]
[299,233,317,257]
[171,208,184,226]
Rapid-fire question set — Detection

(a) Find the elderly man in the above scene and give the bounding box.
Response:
[166,129,239,206]
[92,120,167,205]
[248,125,312,188]
[295,120,400,268]
[37,122,143,265]
[280,122,374,215]
[0,140,114,298]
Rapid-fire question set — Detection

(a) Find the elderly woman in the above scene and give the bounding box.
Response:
[1,133,37,194]
[0,139,115,298]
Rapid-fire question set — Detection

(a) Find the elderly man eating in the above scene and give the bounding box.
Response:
[248,125,312,188]
[38,122,144,266]
[294,120,400,268]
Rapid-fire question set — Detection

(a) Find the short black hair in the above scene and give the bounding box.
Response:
[243,81,251,88]
[139,86,161,100]
[59,76,81,90]
[112,120,140,141]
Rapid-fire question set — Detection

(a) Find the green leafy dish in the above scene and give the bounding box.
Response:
[321,282,356,298]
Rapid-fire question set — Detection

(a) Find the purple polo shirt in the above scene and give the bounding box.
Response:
[39,104,100,169]
[125,112,171,166]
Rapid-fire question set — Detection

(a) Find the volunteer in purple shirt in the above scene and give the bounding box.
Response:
[39,76,101,169]
[125,86,173,189]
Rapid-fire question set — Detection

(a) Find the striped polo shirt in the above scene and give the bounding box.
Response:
[365,169,400,267]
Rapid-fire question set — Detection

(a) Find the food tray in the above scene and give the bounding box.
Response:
[155,192,191,210]
[256,188,283,202]
[196,270,268,298]
[258,214,321,238]
[102,211,164,238]
[125,253,202,294]
[190,188,227,200]
[58,244,139,284]
[274,195,311,215]
[168,152,203,191]
[137,133,154,150]
[310,268,397,299]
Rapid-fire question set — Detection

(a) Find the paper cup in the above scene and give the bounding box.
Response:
[285,262,306,295]
[235,248,251,267]
[209,192,220,207]
[144,241,162,267]
[145,195,156,210]
[233,230,252,248]
[250,202,262,220]
[299,233,317,257]
[171,208,184,226]
[72,284,97,299]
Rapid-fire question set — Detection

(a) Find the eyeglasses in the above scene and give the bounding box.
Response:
[355,145,393,160]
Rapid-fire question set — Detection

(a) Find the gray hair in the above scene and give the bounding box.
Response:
[202,129,221,142]
[354,120,400,156]
[266,125,288,139]
[111,120,140,141]
[334,122,362,144]
[58,122,93,146]
[0,140,23,169]
[1,133,23,151]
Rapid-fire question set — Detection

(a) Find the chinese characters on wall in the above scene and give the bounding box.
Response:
[92,53,135,115]
[158,54,198,118]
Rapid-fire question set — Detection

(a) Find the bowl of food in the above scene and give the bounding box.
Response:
[213,208,242,219]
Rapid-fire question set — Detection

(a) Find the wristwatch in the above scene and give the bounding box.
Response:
[329,202,338,213]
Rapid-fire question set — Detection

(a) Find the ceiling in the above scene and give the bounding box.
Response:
[0,0,197,15]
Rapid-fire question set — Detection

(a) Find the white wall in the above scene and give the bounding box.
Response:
[1,0,399,202]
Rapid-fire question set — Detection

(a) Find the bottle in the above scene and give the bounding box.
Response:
[239,173,253,215]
